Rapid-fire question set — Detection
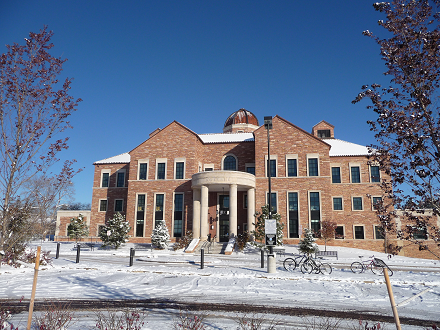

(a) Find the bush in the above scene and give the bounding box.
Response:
[32,301,74,330]
[94,308,147,330]
[98,212,130,250]
[173,230,193,251]
[173,310,208,330]
[151,220,170,249]
[236,231,250,251]
[1,246,51,268]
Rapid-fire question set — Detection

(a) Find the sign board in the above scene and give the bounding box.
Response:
[265,219,277,246]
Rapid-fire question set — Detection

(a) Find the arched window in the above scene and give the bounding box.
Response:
[223,155,237,170]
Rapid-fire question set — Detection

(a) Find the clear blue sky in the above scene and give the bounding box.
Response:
[1,1,388,204]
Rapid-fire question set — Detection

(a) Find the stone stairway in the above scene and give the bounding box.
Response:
[196,241,228,254]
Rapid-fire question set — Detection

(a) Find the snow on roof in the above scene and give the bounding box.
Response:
[326,139,373,156]
[198,132,254,144]
[93,152,130,164]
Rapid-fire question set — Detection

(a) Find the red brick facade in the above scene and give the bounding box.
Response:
[62,110,437,258]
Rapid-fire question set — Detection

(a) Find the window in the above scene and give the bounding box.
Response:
[266,159,276,177]
[175,162,184,179]
[352,197,363,210]
[173,193,183,237]
[155,194,164,227]
[246,163,255,175]
[371,165,380,183]
[101,172,109,188]
[243,194,248,209]
[331,167,341,183]
[372,197,382,210]
[116,171,125,187]
[335,226,344,239]
[99,199,107,212]
[413,226,427,240]
[287,159,297,177]
[318,129,331,138]
[354,226,365,239]
[139,163,148,180]
[266,192,277,214]
[308,158,319,176]
[375,226,385,239]
[288,192,299,238]
[333,197,343,211]
[157,163,166,180]
[223,155,237,170]
[136,194,145,237]
[309,192,321,234]
[114,199,123,212]
[351,166,361,183]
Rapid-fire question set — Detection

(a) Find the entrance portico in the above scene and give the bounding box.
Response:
[192,171,256,241]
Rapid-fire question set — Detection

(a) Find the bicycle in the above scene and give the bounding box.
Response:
[300,255,332,275]
[350,256,393,276]
[283,254,308,272]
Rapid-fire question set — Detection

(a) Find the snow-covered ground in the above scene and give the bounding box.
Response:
[1,241,439,329]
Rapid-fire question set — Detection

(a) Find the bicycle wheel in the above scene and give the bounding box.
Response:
[319,263,332,275]
[300,261,314,274]
[371,264,384,275]
[312,260,322,274]
[283,258,296,272]
[350,262,364,273]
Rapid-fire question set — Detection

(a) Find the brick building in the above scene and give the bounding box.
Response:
[59,108,396,252]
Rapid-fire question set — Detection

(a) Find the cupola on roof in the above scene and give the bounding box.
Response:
[223,108,260,133]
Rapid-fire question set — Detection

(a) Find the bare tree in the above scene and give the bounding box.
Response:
[318,220,337,252]
[0,26,81,253]
[353,0,440,256]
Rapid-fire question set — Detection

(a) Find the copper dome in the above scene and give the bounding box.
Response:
[223,109,259,133]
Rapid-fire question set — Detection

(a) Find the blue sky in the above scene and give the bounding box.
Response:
[1,1,388,204]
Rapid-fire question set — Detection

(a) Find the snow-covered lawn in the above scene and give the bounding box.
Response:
[1,241,439,329]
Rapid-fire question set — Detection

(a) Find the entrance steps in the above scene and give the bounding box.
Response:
[196,241,228,254]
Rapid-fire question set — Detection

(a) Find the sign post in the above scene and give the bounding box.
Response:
[265,219,277,273]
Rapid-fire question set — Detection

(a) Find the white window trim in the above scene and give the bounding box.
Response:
[286,191,300,238]
[352,196,364,211]
[204,163,214,171]
[373,225,385,240]
[153,192,166,226]
[137,159,149,180]
[332,196,344,211]
[155,158,167,180]
[174,157,186,179]
[330,163,342,184]
[115,169,126,187]
[245,163,255,174]
[98,199,108,212]
[172,192,184,237]
[335,225,345,239]
[353,225,366,239]
[349,162,362,183]
[222,154,238,171]
[306,154,320,177]
[371,196,382,211]
[308,190,322,226]
[264,155,278,178]
[285,154,298,177]
[114,199,124,212]
[135,193,147,238]
[100,169,111,188]
[369,164,381,183]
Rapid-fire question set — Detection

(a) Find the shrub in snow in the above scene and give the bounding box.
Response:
[151,220,170,249]
[298,228,319,256]
[67,214,89,242]
[236,231,250,251]
[94,308,147,330]
[172,230,193,251]
[1,245,51,268]
[31,301,75,330]
[98,212,131,250]
[173,310,207,330]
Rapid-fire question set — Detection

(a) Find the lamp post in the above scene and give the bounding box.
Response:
[264,116,276,273]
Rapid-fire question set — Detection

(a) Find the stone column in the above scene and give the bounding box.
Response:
[200,185,209,240]
[229,184,238,238]
[247,188,255,235]
[192,188,201,238]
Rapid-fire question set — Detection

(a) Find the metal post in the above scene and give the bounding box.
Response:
[55,242,60,259]
[265,116,274,260]
[261,249,265,268]
[129,248,135,267]
[76,244,80,263]
[201,248,204,269]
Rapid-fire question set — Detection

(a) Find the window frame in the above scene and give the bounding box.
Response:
[114,199,124,212]
[116,169,126,187]
[138,159,149,180]
[309,191,321,234]
[354,225,365,239]
[331,166,341,183]
[264,155,278,178]
[245,163,255,175]
[332,197,343,211]
[100,170,110,188]
[286,154,298,177]
[352,196,363,211]
[204,164,214,171]
[350,164,361,183]
[156,158,167,180]
[99,199,108,212]
[370,165,381,183]
[307,154,319,177]
[371,196,382,210]
[174,158,186,180]
[266,191,278,214]
[287,191,299,238]
[154,193,165,227]
[222,154,238,171]
[135,193,146,237]
[173,192,184,238]
[335,225,344,239]
[374,225,385,239]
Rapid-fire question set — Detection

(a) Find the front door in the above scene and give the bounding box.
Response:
[219,195,229,242]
